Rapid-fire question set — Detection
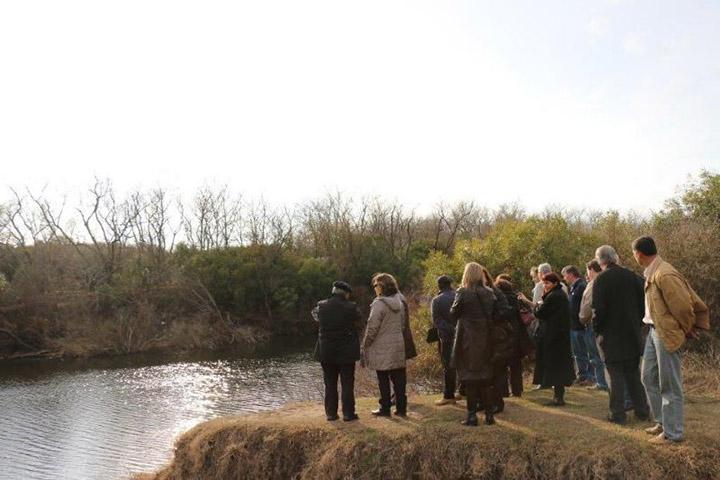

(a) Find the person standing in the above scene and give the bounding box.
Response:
[450,262,500,426]
[578,259,610,391]
[312,281,362,421]
[362,273,408,417]
[592,245,650,424]
[562,265,593,386]
[494,278,532,398]
[431,275,459,406]
[528,272,575,405]
[632,236,710,444]
[532,264,551,304]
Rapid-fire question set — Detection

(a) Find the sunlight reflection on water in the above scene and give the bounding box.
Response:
[0,345,323,480]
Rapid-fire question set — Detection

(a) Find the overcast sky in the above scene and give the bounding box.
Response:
[1,0,718,214]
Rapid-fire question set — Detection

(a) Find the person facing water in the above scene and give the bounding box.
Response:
[362,273,409,418]
[312,281,363,422]
[450,262,501,426]
[431,275,459,406]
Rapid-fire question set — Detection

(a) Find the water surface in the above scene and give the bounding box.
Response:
[0,340,322,480]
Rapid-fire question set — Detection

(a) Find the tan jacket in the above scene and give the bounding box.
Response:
[645,259,710,353]
[362,293,406,371]
[579,279,594,327]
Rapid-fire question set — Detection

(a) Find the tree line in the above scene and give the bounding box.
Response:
[0,171,717,358]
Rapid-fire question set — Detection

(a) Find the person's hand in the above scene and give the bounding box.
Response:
[686,328,701,340]
[517,292,529,302]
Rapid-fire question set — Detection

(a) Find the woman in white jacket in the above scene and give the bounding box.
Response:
[362,272,408,417]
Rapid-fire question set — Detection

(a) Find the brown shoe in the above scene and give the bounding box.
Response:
[648,433,682,445]
[435,398,456,406]
[644,424,663,435]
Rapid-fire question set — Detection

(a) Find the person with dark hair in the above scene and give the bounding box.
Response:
[578,260,609,391]
[432,275,459,406]
[362,273,409,417]
[632,236,710,444]
[531,272,575,405]
[312,281,363,421]
[593,245,651,425]
[496,273,512,283]
[494,278,532,398]
[561,265,593,386]
[450,262,501,426]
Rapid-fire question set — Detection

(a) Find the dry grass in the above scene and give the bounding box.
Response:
[136,386,720,480]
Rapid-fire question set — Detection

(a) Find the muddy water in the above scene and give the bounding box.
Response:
[0,340,323,480]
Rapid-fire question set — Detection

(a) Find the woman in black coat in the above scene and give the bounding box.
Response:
[529,272,575,405]
[450,262,500,426]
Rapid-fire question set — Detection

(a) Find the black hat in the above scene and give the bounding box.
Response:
[332,281,352,293]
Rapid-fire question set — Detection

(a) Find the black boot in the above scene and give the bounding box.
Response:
[371,408,391,417]
[485,410,496,425]
[483,386,497,425]
[461,411,479,426]
[550,385,566,406]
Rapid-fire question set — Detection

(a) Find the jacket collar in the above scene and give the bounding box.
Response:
[643,255,662,280]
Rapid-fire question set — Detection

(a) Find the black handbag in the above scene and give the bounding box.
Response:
[426,326,439,343]
[401,300,418,359]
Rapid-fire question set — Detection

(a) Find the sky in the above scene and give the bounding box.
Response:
[1,0,718,214]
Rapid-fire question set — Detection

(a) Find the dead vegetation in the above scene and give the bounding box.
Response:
[136,388,720,480]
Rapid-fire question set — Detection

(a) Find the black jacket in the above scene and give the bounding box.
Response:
[532,285,575,387]
[450,285,499,381]
[498,289,533,361]
[431,288,457,340]
[313,294,362,364]
[568,278,587,331]
[591,264,645,363]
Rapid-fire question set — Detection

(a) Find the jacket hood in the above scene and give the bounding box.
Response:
[377,293,404,312]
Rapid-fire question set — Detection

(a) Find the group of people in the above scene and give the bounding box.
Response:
[312,273,414,421]
[312,236,710,445]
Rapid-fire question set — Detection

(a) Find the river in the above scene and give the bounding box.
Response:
[0,339,323,480]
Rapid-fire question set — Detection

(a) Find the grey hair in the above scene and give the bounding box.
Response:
[595,245,620,266]
[538,263,552,275]
[331,287,347,295]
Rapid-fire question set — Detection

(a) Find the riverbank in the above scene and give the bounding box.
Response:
[0,321,277,362]
[137,388,720,480]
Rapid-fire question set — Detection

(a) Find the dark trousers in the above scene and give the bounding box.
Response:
[498,358,523,397]
[377,368,407,414]
[321,362,356,418]
[464,379,495,414]
[606,358,649,421]
[491,364,509,411]
[438,337,457,399]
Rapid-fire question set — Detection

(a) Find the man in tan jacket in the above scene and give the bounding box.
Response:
[632,236,710,444]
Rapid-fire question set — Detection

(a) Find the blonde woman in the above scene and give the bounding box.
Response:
[450,262,500,426]
[362,273,408,417]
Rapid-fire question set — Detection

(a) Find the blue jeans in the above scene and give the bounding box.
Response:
[583,329,608,388]
[571,330,591,380]
[571,329,608,388]
[642,328,684,441]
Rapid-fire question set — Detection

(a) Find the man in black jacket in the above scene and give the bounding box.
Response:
[312,281,363,421]
[562,265,592,386]
[432,275,458,405]
[592,245,650,424]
